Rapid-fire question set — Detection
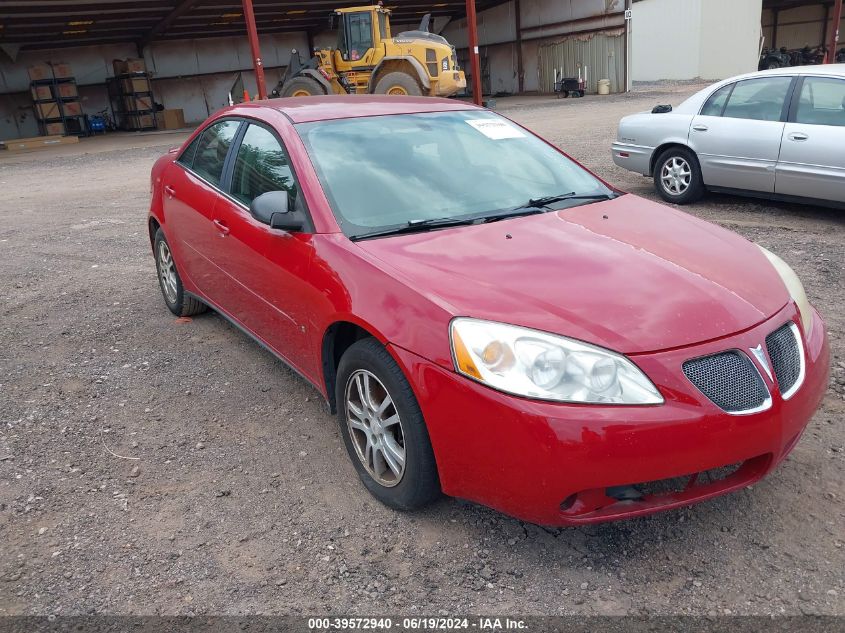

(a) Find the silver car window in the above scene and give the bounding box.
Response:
[795,77,845,127]
[721,76,792,122]
[700,84,733,116]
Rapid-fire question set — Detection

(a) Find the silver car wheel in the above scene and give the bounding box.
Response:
[660,156,692,196]
[345,369,406,487]
[157,240,178,304]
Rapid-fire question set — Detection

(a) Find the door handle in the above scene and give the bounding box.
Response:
[692,124,708,132]
[212,219,230,236]
[788,132,808,141]
[163,185,176,198]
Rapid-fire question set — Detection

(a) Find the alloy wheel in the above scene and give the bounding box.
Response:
[660,156,692,196]
[157,240,178,304]
[345,369,406,487]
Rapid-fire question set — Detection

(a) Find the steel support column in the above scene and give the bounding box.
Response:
[514,0,524,93]
[827,0,843,63]
[242,0,267,99]
[465,0,483,105]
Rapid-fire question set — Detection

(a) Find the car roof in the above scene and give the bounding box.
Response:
[731,63,845,82]
[233,95,481,124]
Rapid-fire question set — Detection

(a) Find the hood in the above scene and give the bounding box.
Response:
[355,195,789,355]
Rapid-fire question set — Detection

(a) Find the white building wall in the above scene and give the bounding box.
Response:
[632,0,762,81]
[697,0,763,80]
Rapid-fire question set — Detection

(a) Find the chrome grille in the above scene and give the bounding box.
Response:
[766,322,802,397]
[682,351,769,413]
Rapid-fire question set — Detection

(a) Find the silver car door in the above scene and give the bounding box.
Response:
[776,75,845,203]
[688,76,794,193]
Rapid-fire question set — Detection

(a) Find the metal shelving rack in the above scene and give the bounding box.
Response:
[107,72,158,131]
[30,75,87,136]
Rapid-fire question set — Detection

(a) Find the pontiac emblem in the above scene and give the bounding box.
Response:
[750,344,772,381]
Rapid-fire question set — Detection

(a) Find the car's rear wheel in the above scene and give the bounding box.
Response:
[154,228,207,317]
[335,338,440,510]
[653,147,704,204]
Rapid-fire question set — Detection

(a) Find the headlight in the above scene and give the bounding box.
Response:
[758,246,813,337]
[450,318,663,405]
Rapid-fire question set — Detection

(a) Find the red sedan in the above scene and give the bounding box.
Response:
[148,96,829,526]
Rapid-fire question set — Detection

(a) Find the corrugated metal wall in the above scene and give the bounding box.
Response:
[538,31,625,94]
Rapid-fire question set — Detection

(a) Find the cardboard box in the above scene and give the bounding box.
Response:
[1,134,79,151]
[155,108,186,130]
[35,101,60,120]
[62,101,82,116]
[27,64,52,81]
[121,77,150,93]
[31,85,52,101]
[54,83,78,99]
[124,95,153,111]
[113,58,147,75]
[127,114,155,129]
[44,122,65,136]
[51,63,73,79]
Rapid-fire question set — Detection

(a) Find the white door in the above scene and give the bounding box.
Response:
[688,76,794,193]
[776,75,845,203]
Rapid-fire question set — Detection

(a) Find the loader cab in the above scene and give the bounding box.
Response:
[333,6,389,70]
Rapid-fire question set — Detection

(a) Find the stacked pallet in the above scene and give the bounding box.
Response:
[28,63,85,136]
[109,58,157,131]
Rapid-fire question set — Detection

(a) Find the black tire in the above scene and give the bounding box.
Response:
[766,61,780,70]
[373,72,423,96]
[153,228,207,317]
[652,146,705,205]
[280,76,325,97]
[335,338,440,511]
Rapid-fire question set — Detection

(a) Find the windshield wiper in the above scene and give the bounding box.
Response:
[527,191,619,207]
[350,216,481,241]
[488,191,619,220]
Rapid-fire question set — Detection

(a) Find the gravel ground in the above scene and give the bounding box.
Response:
[0,83,843,617]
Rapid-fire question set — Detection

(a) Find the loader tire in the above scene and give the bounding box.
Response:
[280,77,325,97]
[374,72,422,96]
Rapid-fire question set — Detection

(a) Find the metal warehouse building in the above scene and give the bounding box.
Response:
[0,0,842,140]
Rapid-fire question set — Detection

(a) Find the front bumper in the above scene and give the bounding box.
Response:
[390,305,829,526]
[612,141,654,176]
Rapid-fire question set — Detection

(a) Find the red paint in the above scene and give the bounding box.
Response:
[827,0,843,63]
[465,0,483,105]
[242,0,267,99]
[149,97,830,525]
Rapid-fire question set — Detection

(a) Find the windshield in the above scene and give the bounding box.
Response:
[295,110,613,238]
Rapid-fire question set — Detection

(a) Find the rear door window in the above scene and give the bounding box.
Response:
[700,84,733,116]
[794,77,845,127]
[185,120,241,187]
[721,77,793,122]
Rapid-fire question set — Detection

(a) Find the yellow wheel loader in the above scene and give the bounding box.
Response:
[272,4,466,98]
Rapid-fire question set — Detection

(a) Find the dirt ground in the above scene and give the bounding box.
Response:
[1,83,843,617]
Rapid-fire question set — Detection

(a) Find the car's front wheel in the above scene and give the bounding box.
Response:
[153,228,207,317]
[653,147,705,204]
[335,338,440,511]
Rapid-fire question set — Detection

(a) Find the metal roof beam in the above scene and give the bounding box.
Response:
[139,0,205,47]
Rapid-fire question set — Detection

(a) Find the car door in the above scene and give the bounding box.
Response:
[207,121,318,377]
[688,75,795,193]
[775,75,845,203]
[163,119,241,301]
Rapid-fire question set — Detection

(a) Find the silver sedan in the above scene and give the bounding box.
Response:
[612,65,845,207]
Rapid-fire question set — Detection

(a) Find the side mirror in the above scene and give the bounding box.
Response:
[249,191,304,232]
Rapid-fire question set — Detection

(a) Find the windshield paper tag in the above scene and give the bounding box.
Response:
[466,119,526,139]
